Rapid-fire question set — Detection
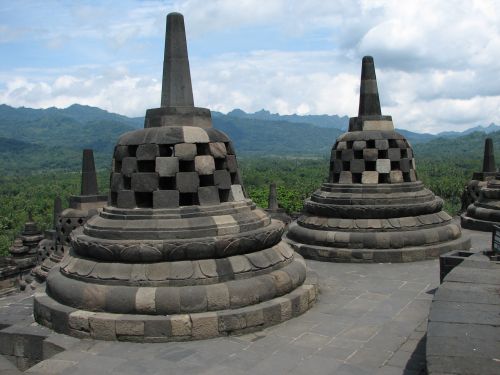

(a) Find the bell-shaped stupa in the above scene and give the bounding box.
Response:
[460,138,497,211]
[461,137,500,231]
[284,56,470,262]
[34,12,317,342]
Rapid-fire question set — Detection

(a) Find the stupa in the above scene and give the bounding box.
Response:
[34,12,317,342]
[284,56,470,263]
[460,138,497,211]
[461,175,500,231]
[33,150,107,282]
[7,212,43,272]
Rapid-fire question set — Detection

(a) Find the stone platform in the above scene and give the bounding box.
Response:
[426,251,500,375]
[0,225,490,375]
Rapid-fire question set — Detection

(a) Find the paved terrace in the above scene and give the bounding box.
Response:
[0,226,491,375]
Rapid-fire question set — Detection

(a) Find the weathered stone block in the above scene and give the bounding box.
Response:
[224,155,237,173]
[362,171,379,184]
[110,173,123,191]
[336,141,347,150]
[116,319,145,336]
[198,186,220,205]
[174,143,197,160]
[209,142,227,158]
[400,158,411,172]
[131,173,159,192]
[153,190,179,208]
[375,139,389,149]
[144,319,171,338]
[388,148,401,160]
[389,170,404,183]
[117,190,136,208]
[137,144,159,160]
[339,171,352,183]
[68,310,93,332]
[191,312,218,339]
[350,159,365,173]
[170,314,192,336]
[229,184,245,201]
[206,284,230,310]
[194,155,215,175]
[214,170,231,189]
[156,157,179,177]
[176,172,199,193]
[122,157,138,176]
[341,149,354,161]
[114,145,129,161]
[410,170,417,181]
[376,159,391,173]
[363,148,378,161]
[89,314,116,340]
[218,312,246,332]
[352,140,366,150]
[332,159,342,173]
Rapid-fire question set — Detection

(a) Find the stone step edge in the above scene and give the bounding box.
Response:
[33,275,318,342]
[286,237,471,263]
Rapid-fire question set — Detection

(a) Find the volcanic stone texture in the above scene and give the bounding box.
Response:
[461,174,500,231]
[285,129,470,263]
[110,127,244,210]
[461,138,497,211]
[34,125,317,342]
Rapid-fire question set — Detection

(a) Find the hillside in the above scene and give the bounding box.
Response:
[0,103,498,174]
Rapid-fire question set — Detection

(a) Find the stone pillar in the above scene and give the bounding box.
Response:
[81,149,99,195]
[161,12,194,108]
[268,183,279,211]
[482,138,495,173]
[358,56,381,117]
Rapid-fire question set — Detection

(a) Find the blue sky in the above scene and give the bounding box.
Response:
[0,0,499,133]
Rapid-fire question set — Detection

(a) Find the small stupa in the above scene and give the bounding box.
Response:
[34,12,317,342]
[461,138,497,211]
[7,211,43,272]
[284,56,470,262]
[32,150,107,282]
[460,142,500,232]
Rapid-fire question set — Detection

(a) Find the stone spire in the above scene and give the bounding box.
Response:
[144,12,211,128]
[348,56,393,132]
[53,196,62,230]
[81,149,98,195]
[268,183,279,210]
[161,12,194,108]
[358,56,381,117]
[482,138,496,173]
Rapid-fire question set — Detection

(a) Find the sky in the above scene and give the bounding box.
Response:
[0,0,499,134]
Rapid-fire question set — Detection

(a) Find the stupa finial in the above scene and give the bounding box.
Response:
[358,56,381,117]
[81,149,98,195]
[161,12,194,108]
[53,196,62,229]
[268,183,279,211]
[482,138,496,173]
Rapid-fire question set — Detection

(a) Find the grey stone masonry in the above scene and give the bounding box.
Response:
[285,56,470,263]
[35,11,316,342]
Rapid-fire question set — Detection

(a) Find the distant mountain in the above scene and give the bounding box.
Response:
[437,123,500,138]
[225,108,349,130]
[0,103,498,174]
[222,109,436,144]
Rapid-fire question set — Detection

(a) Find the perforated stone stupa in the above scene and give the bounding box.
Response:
[34,12,317,342]
[284,56,470,263]
[461,174,500,231]
[33,150,107,283]
[460,138,497,211]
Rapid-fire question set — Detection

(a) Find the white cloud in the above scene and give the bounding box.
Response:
[0,0,499,134]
